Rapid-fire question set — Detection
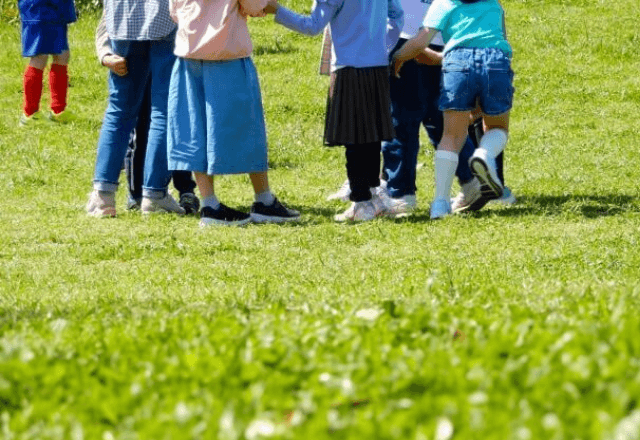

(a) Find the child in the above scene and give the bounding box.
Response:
[266,0,404,222]
[168,0,300,226]
[18,0,76,126]
[95,14,201,214]
[393,0,514,219]
[86,0,185,217]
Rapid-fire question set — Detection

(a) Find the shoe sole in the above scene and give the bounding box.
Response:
[87,209,116,218]
[142,209,186,215]
[470,157,504,199]
[200,217,252,227]
[251,213,300,223]
[452,196,489,213]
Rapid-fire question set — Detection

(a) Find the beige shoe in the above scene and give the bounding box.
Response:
[335,200,381,222]
[86,190,116,218]
[141,194,186,215]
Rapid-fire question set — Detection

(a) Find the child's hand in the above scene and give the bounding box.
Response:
[263,0,279,14]
[415,49,443,66]
[392,55,405,78]
[102,54,127,76]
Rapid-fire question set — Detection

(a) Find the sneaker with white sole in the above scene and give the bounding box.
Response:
[251,198,300,223]
[488,186,516,206]
[334,200,381,222]
[382,194,417,218]
[86,190,116,218]
[141,194,186,215]
[450,178,488,213]
[469,149,504,199]
[430,198,452,220]
[46,109,76,124]
[200,204,251,227]
[327,179,387,202]
[19,111,43,128]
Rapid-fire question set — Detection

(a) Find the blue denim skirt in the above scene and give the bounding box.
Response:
[21,23,68,57]
[167,57,268,175]
[439,47,514,115]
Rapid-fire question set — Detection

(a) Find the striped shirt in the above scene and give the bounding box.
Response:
[104,0,176,41]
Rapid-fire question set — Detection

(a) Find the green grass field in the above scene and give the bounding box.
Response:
[1,1,640,438]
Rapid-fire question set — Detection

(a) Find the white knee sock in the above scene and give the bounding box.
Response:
[202,195,220,209]
[434,150,459,201]
[479,128,508,158]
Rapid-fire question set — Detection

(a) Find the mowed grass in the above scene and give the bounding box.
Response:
[1,0,640,438]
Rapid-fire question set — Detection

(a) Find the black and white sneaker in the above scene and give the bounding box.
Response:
[199,204,251,227]
[250,198,300,223]
[469,149,504,199]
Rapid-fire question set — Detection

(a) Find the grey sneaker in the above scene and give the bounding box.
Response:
[141,194,186,215]
[86,190,116,218]
[200,205,251,227]
[451,178,488,213]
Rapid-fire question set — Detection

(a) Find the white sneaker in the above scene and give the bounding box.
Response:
[141,194,186,215]
[430,198,451,220]
[327,179,387,202]
[469,149,504,199]
[86,190,116,218]
[334,200,381,222]
[488,186,516,205]
[450,178,488,213]
[327,179,351,202]
[382,194,417,218]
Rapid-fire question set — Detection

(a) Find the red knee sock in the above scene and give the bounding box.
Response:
[49,64,68,114]
[23,65,44,116]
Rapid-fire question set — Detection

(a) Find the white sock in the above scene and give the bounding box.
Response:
[479,128,508,158]
[202,195,220,209]
[434,150,459,201]
[255,190,275,206]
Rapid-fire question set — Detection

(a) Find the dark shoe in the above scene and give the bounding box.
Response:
[179,192,200,215]
[251,198,300,223]
[200,204,251,227]
[126,195,141,211]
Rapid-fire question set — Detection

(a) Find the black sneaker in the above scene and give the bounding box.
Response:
[199,204,251,227]
[250,198,300,223]
[179,192,200,215]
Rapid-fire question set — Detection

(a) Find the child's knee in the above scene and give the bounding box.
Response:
[28,55,48,70]
[52,50,70,65]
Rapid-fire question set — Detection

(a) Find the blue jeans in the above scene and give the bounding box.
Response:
[93,34,175,198]
[382,41,475,199]
[439,47,514,115]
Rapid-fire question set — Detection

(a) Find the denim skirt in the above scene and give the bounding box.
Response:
[167,57,268,175]
[439,47,514,116]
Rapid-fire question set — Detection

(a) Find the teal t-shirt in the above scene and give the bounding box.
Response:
[423,0,512,56]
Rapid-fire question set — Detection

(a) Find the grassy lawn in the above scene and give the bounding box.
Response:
[1,0,639,438]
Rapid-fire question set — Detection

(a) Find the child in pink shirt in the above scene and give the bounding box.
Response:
[168,0,299,226]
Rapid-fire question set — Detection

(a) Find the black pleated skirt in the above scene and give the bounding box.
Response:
[323,66,395,146]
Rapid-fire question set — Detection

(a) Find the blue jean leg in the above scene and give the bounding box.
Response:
[93,40,152,192]
[142,36,175,197]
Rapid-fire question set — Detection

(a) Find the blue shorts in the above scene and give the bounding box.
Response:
[21,23,68,57]
[167,57,268,175]
[439,48,514,116]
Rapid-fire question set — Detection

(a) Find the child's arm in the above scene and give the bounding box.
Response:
[95,11,127,76]
[387,0,404,53]
[265,0,339,36]
[239,0,270,18]
[415,47,443,66]
[392,27,437,77]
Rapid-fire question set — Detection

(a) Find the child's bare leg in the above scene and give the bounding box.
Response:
[249,171,275,205]
[50,50,70,114]
[434,110,471,203]
[29,54,48,70]
[194,172,220,208]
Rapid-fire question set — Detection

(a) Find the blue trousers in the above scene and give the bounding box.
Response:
[382,41,476,199]
[93,34,175,198]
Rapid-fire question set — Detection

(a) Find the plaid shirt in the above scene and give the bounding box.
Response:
[104,0,176,41]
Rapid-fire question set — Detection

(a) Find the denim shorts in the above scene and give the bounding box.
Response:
[439,47,514,115]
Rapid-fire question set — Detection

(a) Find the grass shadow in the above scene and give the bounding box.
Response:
[470,193,639,219]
